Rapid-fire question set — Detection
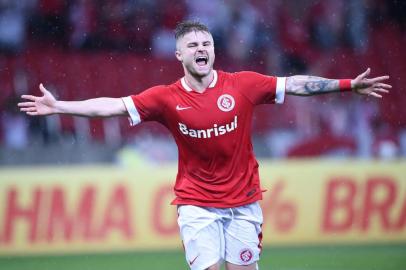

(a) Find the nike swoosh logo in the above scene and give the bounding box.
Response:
[176,105,192,111]
[189,255,199,266]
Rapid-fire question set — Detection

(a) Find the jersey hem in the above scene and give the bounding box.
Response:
[171,195,262,208]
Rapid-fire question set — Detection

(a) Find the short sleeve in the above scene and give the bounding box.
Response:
[233,71,285,105]
[121,85,167,126]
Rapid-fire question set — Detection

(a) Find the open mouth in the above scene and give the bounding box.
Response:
[195,56,208,66]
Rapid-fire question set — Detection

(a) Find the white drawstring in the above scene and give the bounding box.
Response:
[229,207,234,221]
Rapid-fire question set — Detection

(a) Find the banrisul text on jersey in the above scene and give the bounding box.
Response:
[179,116,237,139]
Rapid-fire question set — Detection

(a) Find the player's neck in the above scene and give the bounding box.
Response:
[184,71,214,93]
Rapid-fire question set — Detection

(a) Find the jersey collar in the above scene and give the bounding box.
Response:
[181,70,218,92]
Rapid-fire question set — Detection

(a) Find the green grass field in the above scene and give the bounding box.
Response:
[1,244,405,270]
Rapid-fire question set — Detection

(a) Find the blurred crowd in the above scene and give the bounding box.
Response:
[1,0,406,163]
[1,1,405,62]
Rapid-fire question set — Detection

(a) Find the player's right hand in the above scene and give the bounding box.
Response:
[18,84,57,116]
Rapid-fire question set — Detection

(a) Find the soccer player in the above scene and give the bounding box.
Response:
[19,21,390,270]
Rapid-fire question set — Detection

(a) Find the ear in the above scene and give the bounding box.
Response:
[175,50,182,62]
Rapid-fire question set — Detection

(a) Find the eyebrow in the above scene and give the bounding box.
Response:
[187,41,212,46]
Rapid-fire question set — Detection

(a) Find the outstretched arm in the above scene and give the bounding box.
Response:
[285,68,391,98]
[18,84,128,117]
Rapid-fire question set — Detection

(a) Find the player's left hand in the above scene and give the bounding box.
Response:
[352,68,391,98]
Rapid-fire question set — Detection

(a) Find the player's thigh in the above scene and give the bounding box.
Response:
[224,203,263,267]
[225,262,257,270]
[206,263,221,270]
[178,205,224,270]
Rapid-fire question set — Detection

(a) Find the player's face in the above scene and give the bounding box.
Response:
[175,31,215,78]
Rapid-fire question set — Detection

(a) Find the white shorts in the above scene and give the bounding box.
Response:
[177,202,263,270]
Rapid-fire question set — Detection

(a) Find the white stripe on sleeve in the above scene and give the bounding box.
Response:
[275,77,286,104]
[122,96,141,126]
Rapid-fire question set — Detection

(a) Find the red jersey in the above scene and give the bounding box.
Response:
[122,70,286,208]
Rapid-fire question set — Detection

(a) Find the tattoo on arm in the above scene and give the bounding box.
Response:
[286,76,340,96]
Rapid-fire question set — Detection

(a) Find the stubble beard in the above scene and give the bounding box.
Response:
[185,61,213,79]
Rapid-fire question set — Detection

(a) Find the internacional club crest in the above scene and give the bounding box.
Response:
[239,248,253,263]
[217,94,235,112]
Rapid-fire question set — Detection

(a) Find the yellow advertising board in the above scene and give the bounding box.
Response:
[0,160,405,255]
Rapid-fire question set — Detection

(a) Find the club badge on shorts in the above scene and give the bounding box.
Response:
[239,248,253,263]
[217,94,235,112]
